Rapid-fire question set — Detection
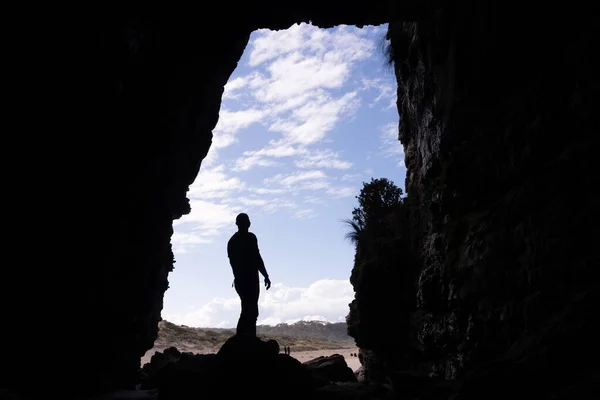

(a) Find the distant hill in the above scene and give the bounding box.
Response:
[257,320,352,343]
[142,320,355,364]
[203,320,352,344]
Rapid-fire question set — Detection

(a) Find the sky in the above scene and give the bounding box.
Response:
[162,23,406,328]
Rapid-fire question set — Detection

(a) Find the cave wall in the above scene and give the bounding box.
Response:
[3,2,425,399]
[5,13,254,397]
[4,1,598,398]
[387,0,599,395]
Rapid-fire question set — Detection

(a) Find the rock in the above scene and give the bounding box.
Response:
[217,334,279,359]
[4,2,597,399]
[141,351,216,391]
[357,349,388,383]
[0,389,18,400]
[303,354,357,384]
[155,335,314,400]
[139,347,182,389]
[346,4,598,396]
[4,4,419,398]
[313,382,392,400]
[355,366,367,382]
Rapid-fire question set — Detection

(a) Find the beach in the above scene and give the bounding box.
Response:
[142,346,361,371]
[288,347,361,371]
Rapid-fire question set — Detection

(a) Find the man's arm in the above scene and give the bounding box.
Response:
[252,234,271,289]
[227,240,235,287]
[257,253,269,279]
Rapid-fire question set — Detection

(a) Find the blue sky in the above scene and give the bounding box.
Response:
[162,23,405,328]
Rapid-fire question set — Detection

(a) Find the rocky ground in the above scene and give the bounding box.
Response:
[135,335,372,400]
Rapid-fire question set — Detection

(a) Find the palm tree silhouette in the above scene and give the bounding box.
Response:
[343,218,365,248]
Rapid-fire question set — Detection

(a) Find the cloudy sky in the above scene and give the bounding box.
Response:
[162,23,405,328]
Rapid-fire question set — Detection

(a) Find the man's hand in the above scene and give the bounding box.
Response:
[264,276,271,290]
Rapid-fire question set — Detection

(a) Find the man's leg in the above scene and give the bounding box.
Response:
[236,281,259,336]
[235,284,247,335]
[246,281,259,336]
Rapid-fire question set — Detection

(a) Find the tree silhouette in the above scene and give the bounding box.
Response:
[343,218,364,248]
[351,177,403,231]
[343,177,403,249]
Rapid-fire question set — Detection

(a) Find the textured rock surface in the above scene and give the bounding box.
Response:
[303,354,358,385]
[313,382,392,400]
[147,336,313,400]
[347,1,599,397]
[4,1,598,399]
[346,204,416,382]
[3,3,426,399]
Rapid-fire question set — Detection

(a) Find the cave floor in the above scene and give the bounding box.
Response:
[88,389,157,400]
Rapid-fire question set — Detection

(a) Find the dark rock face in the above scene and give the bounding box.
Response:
[142,337,391,400]
[347,1,599,397]
[313,382,392,400]
[3,3,424,399]
[355,349,388,383]
[303,354,357,385]
[346,205,416,381]
[140,346,182,382]
[142,336,313,400]
[4,1,598,399]
[139,346,211,390]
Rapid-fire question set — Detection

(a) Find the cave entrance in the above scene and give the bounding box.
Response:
[160,23,405,333]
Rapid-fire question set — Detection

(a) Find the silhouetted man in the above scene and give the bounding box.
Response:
[227,213,271,336]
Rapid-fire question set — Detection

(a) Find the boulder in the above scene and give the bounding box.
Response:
[303,354,358,384]
[152,335,314,400]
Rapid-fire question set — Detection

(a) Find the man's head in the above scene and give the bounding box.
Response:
[235,213,251,230]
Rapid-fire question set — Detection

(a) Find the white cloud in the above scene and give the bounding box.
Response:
[379,122,405,167]
[222,76,250,99]
[280,170,326,186]
[215,109,265,134]
[234,139,352,173]
[341,174,361,181]
[238,197,268,206]
[303,196,323,204]
[233,154,278,171]
[173,199,240,243]
[166,24,398,328]
[187,165,244,199]
[164,279,354,328]
[173,24,398,253]
[249,23,372,68]
[249,25,310,67]
[295,149,352,169]
[249,187,286,195]
[253,52,350,103]
[202,145,219,167]
[380,122,402,154]
[223,23,371,173]
[326,187,356,198]
[171,232,211,254]
[269,91,360,145]
[259,279,354,325]
[212,133,236,149]
[373,87,396,109]
[362,77,397,109]
[233,140,306,171]
[300,180,330,191]
[163,296,240,328]
[264,170,327,187]
[294,209,316,219]
[261,198,297,214]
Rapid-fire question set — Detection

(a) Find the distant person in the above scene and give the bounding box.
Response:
[227,213,271,336]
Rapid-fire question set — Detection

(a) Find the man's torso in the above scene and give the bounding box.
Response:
[227,231,259,283]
